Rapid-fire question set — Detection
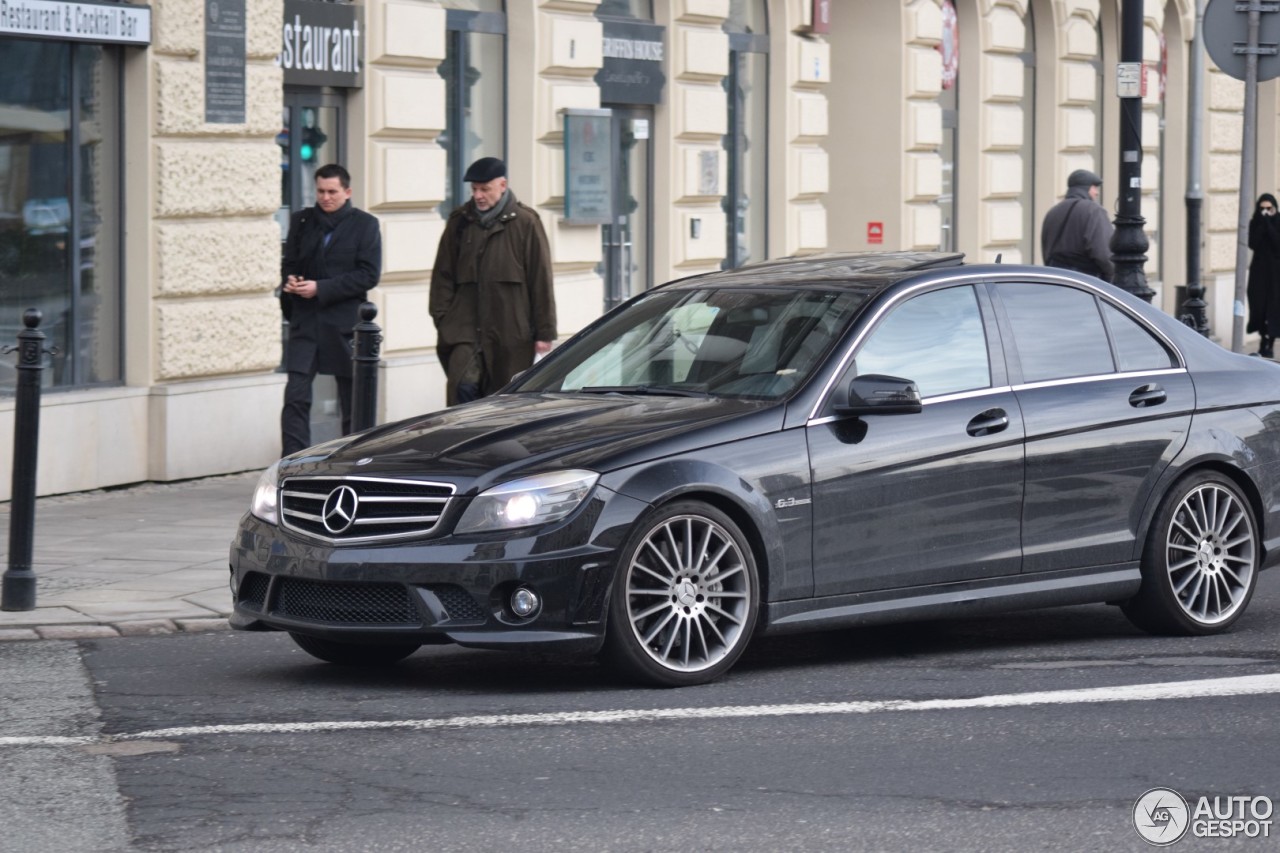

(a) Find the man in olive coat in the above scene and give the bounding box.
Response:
[280,163,382,455]
[429,157,557,405]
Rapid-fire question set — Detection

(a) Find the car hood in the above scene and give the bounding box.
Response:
[282,392,783,490]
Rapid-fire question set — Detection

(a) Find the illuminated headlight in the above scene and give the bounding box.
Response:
[249,461,281,525]
[456,470,599,534]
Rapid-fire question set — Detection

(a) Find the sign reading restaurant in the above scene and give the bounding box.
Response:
[277,0,363,88]
[0,0,151,45]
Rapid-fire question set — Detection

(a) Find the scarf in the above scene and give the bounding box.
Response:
[477,190,511,229]
[313,199,354,233]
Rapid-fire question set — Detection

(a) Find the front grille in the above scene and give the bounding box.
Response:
[273,578,420,625]
[426,584,487,623]
[238,572,270,609]
[280,476,456,544]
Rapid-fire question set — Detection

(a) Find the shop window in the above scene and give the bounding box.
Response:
[938,0,958,252]
[723,1,768,269]
[439,3,507,214]
[1020,5,1036,263]
[0,40,120,391]
[597,0,652,18]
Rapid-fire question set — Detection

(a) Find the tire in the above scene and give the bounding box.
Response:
[604,501,760,687]
[289,632,421,666]
[1122,471,1259,636]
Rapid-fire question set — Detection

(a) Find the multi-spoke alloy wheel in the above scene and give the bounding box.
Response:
[1124,472,1259,635]
[605,502,759,686]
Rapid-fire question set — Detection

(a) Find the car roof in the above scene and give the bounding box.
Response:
[660,251,968,293]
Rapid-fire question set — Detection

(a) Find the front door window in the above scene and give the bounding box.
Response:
[602,108,652,311]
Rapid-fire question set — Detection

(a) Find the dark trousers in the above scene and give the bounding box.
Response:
[282,371,352,456]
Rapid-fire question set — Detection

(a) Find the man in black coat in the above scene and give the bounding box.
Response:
[1041,169,1115,282]
[280,163,382,456]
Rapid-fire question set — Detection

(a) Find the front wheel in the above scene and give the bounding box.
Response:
[289,632,421,666]
[1122,471,1259,635]
[604,501,760,687]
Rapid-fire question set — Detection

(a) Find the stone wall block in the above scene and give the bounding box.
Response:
[907,152,942,200]
[906,202,942,250]
[906,100,942,150]
[154,0,203,56]
[1061,106,1096,150]
[155,297,282,379]
[537,79,600,139]
[678,0,729,22]
[984,102,1023,150]
[906,0,942,44]
[984,151,1022,197]
[247,0,285,58]
[906,45,943,99]
[156,220,281,295]
[155,142,280,217]
[1209,112,1243,153]
[677,28,728,80]
[1062,61,1097,104]
[678,84,728,138]
[542,14,602,75]
[984,5,1025,53]
[1207,70,1244,110]
[1208,153,1241,192]
[373,1,446,65]
[1063,16,1098,60]
[384,214,444,275]
[796,38,830,86]
[156,60,281,136]
[983,53,1023,101]
[796,92,828,139]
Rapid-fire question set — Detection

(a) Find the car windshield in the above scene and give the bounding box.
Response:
[515,286,866,400]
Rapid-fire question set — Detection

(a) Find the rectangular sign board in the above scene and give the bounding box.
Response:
[0,0,151,45]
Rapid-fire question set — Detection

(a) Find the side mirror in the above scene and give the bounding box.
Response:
[834,374,923,417]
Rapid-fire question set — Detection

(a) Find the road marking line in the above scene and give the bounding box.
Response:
[2,672,1277,748]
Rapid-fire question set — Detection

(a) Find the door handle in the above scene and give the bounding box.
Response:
[1129,384,1166,408]
[966,408,1009,437]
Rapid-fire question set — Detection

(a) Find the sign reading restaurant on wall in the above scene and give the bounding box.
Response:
[0,0,151,45]
[277,0,363,88]
[597,19,665,105]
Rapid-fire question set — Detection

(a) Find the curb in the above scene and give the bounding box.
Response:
[0,618,232,642]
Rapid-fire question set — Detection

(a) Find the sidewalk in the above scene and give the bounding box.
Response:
[0,470,260,641]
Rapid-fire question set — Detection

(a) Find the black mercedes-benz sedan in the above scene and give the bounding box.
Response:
[230,252,1280,686]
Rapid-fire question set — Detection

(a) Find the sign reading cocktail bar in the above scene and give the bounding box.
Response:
[0,0,151,45]
[278,0,363,88]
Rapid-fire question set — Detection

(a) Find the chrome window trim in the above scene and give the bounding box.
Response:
[808,270,1188,422]
[805,384,1015,427]
[1011,367,1187,394]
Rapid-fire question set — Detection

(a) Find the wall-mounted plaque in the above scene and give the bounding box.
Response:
[205,0,245,123]
[563,109,613,225]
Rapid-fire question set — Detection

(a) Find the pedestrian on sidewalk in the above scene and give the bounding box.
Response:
[1041,168,1115,283]
[429,157,557,406]
[1247,193,1280,359]
[280,163,382,455]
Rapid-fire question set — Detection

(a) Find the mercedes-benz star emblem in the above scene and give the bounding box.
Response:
[321,485,359,534]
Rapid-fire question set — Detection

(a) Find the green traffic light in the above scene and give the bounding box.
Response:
[300,144,314,161]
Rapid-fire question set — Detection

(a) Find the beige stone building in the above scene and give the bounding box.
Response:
[0,0,1272,498]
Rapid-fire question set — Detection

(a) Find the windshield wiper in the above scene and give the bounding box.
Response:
[577,385,710,398]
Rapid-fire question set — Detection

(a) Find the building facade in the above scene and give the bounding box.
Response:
[0,0,1270,498]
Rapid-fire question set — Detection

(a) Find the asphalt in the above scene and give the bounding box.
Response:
[0,470,260,641]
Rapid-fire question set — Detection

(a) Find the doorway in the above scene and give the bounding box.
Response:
[601,106,653,311]
[276,89,346,446]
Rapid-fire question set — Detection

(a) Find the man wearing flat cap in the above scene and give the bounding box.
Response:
[429,156,557,405]
[1041,168,1115,282]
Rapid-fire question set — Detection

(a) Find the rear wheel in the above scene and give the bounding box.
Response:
[289,632,421,666]
[604,502,759,687]
[1123,471,1259,635]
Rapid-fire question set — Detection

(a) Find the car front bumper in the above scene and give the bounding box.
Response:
[228,489,646,655]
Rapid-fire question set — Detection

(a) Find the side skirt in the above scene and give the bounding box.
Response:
[762,565,1142,635]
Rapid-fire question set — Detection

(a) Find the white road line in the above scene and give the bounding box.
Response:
[3,672,1278,748]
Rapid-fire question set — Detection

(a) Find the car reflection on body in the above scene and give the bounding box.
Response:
[230,251,1280,686]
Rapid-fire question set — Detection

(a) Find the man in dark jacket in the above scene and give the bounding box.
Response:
[429,157,557,405]
[1041,168,1115,282]
[280,163,381,455]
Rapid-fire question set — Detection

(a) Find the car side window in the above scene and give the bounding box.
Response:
[997,282,1114,382]
[854,285,991,397]
[1102,302,1177,371]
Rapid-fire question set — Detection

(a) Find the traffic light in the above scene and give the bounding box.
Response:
[300,125,328,163]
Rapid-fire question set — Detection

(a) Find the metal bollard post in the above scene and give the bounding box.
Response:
[350,301,382,434]
[3,310,49,611]
[1179,281,1211,338]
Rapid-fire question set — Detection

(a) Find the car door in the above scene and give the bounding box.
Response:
[807,283,1026,596]
[990,279,1194,573]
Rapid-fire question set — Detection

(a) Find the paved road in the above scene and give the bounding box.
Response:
[4,574,1280,852]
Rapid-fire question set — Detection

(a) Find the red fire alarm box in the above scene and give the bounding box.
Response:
[867,222,884,244]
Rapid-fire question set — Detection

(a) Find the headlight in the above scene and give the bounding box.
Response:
[249,461,281,525]
[455,470,599,534]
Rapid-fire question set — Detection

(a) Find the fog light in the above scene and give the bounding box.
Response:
[510,587,540,618]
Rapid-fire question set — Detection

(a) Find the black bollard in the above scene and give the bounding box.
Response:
[1179,280,1211,338]
[2,310,47,611]
[350,301,381,434]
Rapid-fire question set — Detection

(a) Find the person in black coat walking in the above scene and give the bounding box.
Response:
[280,163,382,455]
[1247,193,1280,358]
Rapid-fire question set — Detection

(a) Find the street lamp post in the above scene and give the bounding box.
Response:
[1112,0,1155,302]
